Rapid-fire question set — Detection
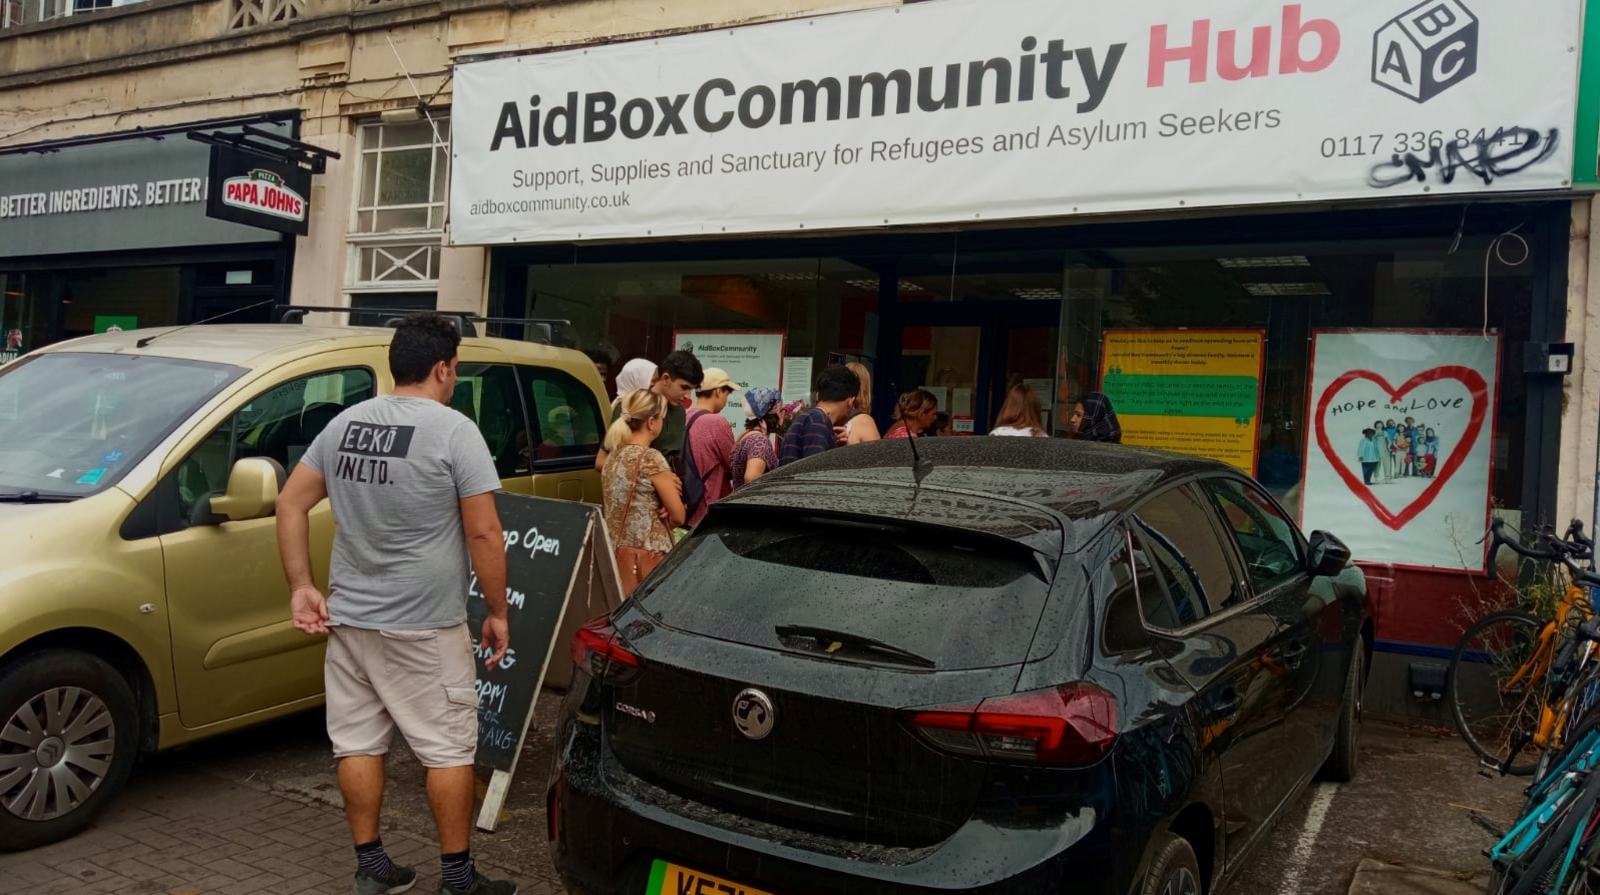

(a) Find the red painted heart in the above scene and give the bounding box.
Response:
[1314,366,1489,531]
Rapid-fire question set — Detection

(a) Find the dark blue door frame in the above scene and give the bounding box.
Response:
[874,291,1060,432]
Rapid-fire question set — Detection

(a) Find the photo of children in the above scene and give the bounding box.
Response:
[1360,418,1443,483]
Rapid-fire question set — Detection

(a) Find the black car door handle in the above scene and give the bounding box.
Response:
[1280,640,1309,661]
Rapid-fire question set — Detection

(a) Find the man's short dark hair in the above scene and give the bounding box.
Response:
[390,313,461,385]
[584,349,611,367]
[659,350,704,387]
[814,364,860,403]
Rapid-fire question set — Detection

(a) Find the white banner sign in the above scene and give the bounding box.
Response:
[449,0,1580,244]
[1301,331,1499,571]
[674,331,786,428]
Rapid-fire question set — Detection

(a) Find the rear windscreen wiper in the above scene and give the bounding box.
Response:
[774,624,936,669]
[0,491,77,503]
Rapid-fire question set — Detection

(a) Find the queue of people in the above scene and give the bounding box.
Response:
[598,355,1124,594]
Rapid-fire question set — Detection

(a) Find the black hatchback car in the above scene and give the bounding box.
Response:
[550,438,1371,895]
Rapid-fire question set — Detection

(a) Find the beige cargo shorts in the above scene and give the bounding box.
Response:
[324,623,478,768]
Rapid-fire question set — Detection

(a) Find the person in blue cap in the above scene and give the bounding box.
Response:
[733,387,783,487]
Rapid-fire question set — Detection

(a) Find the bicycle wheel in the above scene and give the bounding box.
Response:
[1451,609,1553,776]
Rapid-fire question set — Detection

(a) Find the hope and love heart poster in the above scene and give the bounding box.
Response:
[1301,331,1500,572]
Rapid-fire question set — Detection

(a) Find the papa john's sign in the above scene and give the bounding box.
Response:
[205,143,312,236]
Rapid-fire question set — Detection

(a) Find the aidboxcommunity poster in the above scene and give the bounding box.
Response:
[1301,330,1499,571]
[673,331,785,428]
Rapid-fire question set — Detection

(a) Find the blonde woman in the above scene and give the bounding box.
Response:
[844,361,881,444]
[602,389,687,594]
[885,389,939,439]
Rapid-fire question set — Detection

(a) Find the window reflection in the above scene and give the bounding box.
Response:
[1061,237,1535,519]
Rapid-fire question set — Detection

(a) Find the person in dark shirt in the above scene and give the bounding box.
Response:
[595,350,703,472]
[780,364,859,466]
[584,349,612,393]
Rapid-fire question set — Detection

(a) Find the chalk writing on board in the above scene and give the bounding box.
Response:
[465,493,597,773]
[503,526,562,559]
[470,572,526,612]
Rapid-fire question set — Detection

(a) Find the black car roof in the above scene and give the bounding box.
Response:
[716,438,1228,554]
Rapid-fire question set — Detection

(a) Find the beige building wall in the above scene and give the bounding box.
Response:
[1559,198,1600,535]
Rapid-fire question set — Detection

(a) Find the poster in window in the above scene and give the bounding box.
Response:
[672,331,785,429]
[1301,330,1500,572]
[1099,330,1264,474]
[780,357,813,408]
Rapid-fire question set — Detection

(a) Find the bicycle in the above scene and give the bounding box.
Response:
[1448,519,1600,777]
[1484,621,1600,894]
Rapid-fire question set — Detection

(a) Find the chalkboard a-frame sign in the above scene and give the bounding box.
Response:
[466,491,623,831]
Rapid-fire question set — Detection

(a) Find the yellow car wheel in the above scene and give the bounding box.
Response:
[0,650,138,851]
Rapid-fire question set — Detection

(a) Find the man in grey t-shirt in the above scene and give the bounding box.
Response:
[277,314,517,895]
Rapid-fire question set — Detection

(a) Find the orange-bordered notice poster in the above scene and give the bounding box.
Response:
[1098,330,1266,474]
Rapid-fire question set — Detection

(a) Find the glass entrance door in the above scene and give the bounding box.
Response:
[888,302,1059,435]
[896,325,979,433]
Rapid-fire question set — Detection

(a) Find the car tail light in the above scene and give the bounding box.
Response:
[908,683,1119,767]
[570,615,641,682]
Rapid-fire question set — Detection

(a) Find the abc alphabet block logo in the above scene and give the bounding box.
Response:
[1372,0,1480,103]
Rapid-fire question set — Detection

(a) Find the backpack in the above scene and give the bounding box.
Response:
[680,409,712,517]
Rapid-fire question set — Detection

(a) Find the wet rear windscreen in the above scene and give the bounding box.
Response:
[636,517,1054,670]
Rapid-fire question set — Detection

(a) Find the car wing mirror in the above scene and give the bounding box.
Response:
[200,458,286,524]
[1307,530,1352,577]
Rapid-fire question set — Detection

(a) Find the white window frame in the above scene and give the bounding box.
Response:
[346,116,450,304]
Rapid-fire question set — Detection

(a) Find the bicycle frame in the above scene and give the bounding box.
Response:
[1500,577,1597,754]
[1536,631,1596,752]
[1492,730,1600,864]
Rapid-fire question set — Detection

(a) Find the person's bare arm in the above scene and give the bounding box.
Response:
[848,415,881,445]
[461,492,510,668]
[276,465,330,635]
[651,472,687,527]
[595,447,609,471]
[743,457,769,483]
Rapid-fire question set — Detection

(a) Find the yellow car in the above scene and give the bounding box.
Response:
[0,324,607,849]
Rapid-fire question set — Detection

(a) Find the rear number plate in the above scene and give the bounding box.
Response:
[646,859,776,895]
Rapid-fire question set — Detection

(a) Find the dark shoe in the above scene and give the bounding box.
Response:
[439,870,518,895]
[354,864,418,895]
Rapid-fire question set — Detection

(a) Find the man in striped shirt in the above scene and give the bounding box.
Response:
[780,364,860,466]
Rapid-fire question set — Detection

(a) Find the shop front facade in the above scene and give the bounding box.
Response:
[451,0,1588,718]
[0,114,301,362]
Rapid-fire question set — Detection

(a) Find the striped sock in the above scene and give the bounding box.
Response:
[441,850,476,891]
[355,838,395,877]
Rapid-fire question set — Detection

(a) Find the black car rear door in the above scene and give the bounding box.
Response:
[1123,484,1289,867]
[1200,475,1343,791]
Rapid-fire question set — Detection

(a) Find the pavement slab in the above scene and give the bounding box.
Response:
[1229,720,1525,895]
[14,699,1534,895]
[1346,859,1481,895]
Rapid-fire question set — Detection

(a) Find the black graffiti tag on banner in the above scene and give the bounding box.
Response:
[1367,127,1560,189]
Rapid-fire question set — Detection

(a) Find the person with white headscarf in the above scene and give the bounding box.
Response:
[594,351,704,473]
[613,358,655,400]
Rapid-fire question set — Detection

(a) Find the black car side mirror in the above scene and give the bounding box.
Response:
[1307,530,1352,577]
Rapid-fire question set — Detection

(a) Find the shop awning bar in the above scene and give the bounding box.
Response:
[0,112,298,157]
[187,125,340,175]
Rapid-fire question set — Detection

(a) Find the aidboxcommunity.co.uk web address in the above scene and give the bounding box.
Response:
[468,191,631,215]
